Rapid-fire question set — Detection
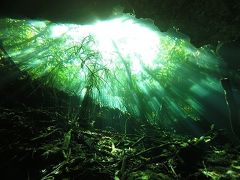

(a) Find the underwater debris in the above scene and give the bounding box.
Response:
[1,105,240,179]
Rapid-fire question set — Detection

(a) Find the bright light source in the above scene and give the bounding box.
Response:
[50,14,161,73]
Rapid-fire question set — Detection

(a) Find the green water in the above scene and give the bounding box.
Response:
[0,14,226,125]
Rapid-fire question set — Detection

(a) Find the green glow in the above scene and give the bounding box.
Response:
[0,15,226,124]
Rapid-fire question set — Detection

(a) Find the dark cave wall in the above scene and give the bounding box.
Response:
[0,0,121,23]
[123,0,240,46]
[1,0,240,46]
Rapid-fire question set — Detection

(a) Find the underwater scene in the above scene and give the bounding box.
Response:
[0,1,240,179]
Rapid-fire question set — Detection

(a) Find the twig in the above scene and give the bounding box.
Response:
[31,128,60,141]
[131,142,178,158]
[120,156,127,180]
[131,136,145,147]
